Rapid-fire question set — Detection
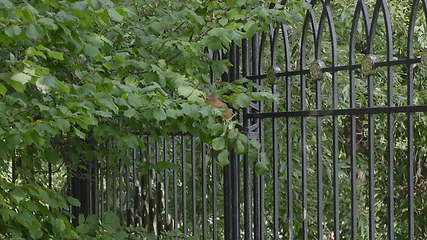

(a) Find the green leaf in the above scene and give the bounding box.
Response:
[98,98,118,114]
[212,137,225,151]
[10,188,26,203]
[0,83,7,96]
[67,197,81,207]
[104,212,120,230]
[25,24,42,40]
[4,25,21,37]
[218,150,229,166]
[124,108,137,118]
[54,119,70,133]
[47,50,64,60]
[71,1,88,11]
[94,110,112,118]
[153,108,167,121]
[52,218,66,234]
[108,8,124,22]
[231,93,251,108]
[84,44,101,57]
[255,154,269,176]
[0,0,14,8]
[11,72,31,84]
[127,94,143,108]
[177,86,194,97]
[154,161,175,171]
[235,139,245,154]
[36,75,57,93]
[249,139,260,149]
[38,17,58,30]
[76,224,91,234]
[74,128,86,139]
[148,21,164,35]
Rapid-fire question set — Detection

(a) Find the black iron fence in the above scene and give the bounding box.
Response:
[65,0,427,239]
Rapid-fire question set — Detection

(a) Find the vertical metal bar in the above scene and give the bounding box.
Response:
[382,2,395,240]
[242,37,252,240]
[230,42,240,240]
[191,137,197,235]
[350,2,370,240]
[48,163,52,189]
[100,150,104,218]
[125,158,130,225]
[315,78,323,240]
[106,142,110,214]
[300,10,316,240]
[280,23,293,240]
[181,136,187,235]
[147,136,152,212]
[11,154,16,184]
[406,1,418,239]
[112,142,117,214]
[231,153,240,240]
[139,138,147,227]
[252,33,261,240]
[93,157,98,216]
[224,159,232,240]
[163,138,169,231]
[172,136,178,236]
[269,26,280,240]
[314,11,324,240]
[212,149,218,240]
[132,148,137,226]
[258,34,265,240]
[202,143,207,239]
[155,140,161,234]
[118,158,123,222]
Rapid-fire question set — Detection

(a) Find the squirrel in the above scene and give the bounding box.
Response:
[205,95,233,122]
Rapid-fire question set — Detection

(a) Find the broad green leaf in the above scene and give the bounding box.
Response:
[74,128,86,139]
[25,24,42,40]
[0,83,7,96]
[54,119,71,132]
[104,212,120,230]
[71,1,88,11]
[52,218,66,234]
[47,50,64,60]
[108,8,124,22]
[76,224,91,234]
[235,139,245,154]
[154,161,175,171]
[38,17,58,30]
[218,150,229,166]
[231,93,251,108]
[11,188,26,203]
[153,108,167,121]
[148,21,164,35]
[67,197,81,207]
[127,94,143,108]
[0,0,13,8]
[45,148,60,164]
[11,73,31,84]
[255,153,269,176]
[177,86,194,97]
[212,137,225,151]
[84,44,101,57]
[36,75,57,93]
[98,98,118,113]
[4,25,21,37]
[29,226,43,239]
[94,110,112,118]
